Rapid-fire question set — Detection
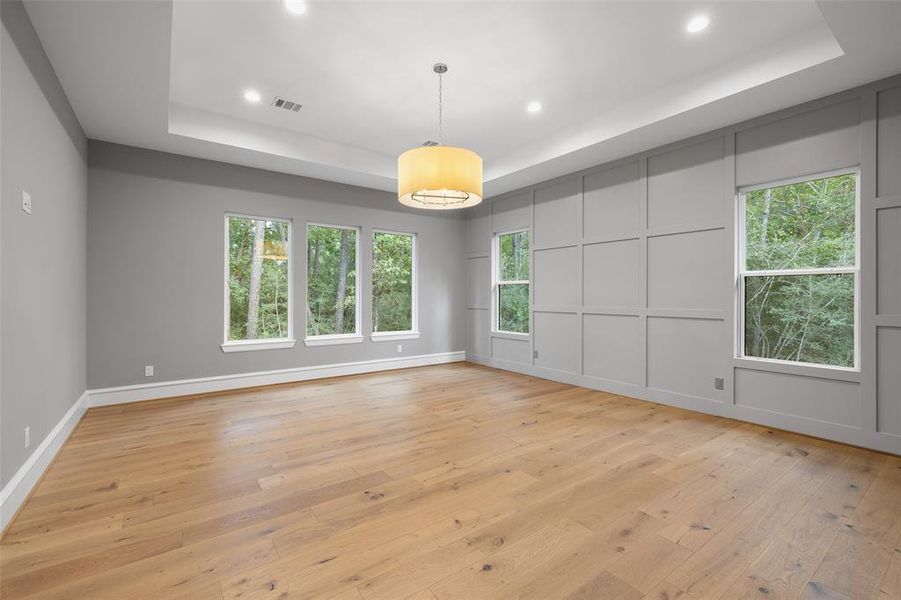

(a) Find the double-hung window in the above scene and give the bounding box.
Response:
[305,223,362,345]
[222,214,294,352]
[738,170,859,369]
[494,229,530,335]
[371,230,418,339]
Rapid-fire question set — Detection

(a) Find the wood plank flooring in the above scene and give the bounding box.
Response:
[1,362,899,599]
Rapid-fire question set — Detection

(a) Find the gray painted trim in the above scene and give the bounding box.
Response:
[860,87,879,434]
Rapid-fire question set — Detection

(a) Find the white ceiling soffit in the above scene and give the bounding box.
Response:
[24,1,901,199]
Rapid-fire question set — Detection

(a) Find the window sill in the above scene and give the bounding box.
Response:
[491,331,530,341]
[370,331,421,341]
[221,339,296,353]
[304,334,364,347]
[733,356,861,383]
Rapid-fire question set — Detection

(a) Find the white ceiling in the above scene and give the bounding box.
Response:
[24,0,901,199]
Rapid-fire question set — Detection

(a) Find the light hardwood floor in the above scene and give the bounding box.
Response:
[1,363,899,599]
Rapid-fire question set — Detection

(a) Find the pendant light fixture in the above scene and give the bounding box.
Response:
[398,63,483,210]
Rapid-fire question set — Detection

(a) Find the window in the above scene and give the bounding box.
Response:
[305,223,361,345]
[494,229,530,334]
[372,231,417,338]
[223,214,294,352]
[738,170,858,369]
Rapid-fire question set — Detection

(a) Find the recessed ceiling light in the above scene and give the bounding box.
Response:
[243,89,262,104]
[284,0,307,15]
[686,14,710,33]
[527,101,542,113]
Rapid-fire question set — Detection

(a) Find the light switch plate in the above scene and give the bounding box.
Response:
[22,191,32,214]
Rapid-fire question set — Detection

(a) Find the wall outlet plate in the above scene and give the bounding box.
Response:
[396,344,403,353]
[22,191,32,214]
[25,426,30,449]
[145,365,154,377]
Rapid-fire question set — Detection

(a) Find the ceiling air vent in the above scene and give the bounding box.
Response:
[422,140,439,146]
[272,96,302,112]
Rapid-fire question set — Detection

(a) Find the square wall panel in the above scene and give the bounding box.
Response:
[648,138,725,230]
[877,86,901,198]
[735,99,860,188]
[467,256,489,309]
[735,369,861,428]
[583,314,641,385]
[877,327,901,435]
[534,246,579,307]
[534,178,580,248]
[878,207,901,315]
[583,239,640,308]
[647,228,727,310]
[467,309,490,359]
[492,336,531,365]
[647,316,724,400]
[534,312,578,374]
[465,208,490,255]
[583,162,640,238]
[492,192,531,234]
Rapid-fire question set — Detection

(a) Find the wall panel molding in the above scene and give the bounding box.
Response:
[89,351,465,407]
[464,73,901,455]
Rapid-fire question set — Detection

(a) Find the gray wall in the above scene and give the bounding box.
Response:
[1,1,87,487]
[465,75,901,454]
[87,142,466,389]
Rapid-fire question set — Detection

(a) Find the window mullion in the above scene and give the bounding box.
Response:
[742,267,858,278]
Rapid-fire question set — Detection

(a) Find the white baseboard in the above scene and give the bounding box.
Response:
[1,390,89,532]
[1,352,466,532]
[467,353,901,455]
[88,351,466,407]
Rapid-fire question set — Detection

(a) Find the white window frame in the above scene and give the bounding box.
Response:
[492,228,531,338]
[304,222,363,347]
[370,229,420,341]
[221,213,296,353]
[736,167,860,372]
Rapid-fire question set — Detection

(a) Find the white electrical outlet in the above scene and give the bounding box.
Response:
[24,426,30,449]
[396,344,403,353]
[22,191,32,214]
[145,365,154,377]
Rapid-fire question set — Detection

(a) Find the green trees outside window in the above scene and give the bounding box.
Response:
[226,215,290,341]
[306,224,358,337]
[497,230,530,334]
[741,172,857,368]
[372,232,415,333]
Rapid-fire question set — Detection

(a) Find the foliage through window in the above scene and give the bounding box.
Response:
[740,172,857,368]
[496,230,530,334]
[372,231,415,333]
[306,224,358,337]
[226,215,290,341]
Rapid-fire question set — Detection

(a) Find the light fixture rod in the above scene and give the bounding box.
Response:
[433,62,447,145]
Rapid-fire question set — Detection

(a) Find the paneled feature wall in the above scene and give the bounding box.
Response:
[466,75,901,454]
